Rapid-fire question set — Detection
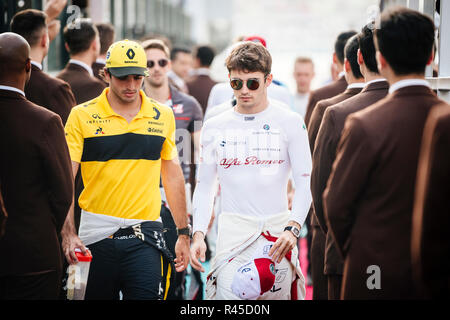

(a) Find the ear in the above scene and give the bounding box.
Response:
[332,52,337,64]
[265,73,273,87]
[344,58,351,73]
[357,49,364,66]
[103,68,111,83]
[40,31,49,48]
[91,38,98,51]
[426,50,434,66]
[375,50,386,72]
[25,58,31,73]
[64,42,70,53]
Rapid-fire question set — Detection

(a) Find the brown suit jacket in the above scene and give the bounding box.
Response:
[312,80,389,276]
[57,62,106,105]
[186,74,217,115]
[0,183,6,239]
[411,103,450,299]
[304,75,347,127]
[323,85,444,299]
[308,85,361,232]
[306,76,347,301]
[308,86,364,152]
[25,64,76,125]
[92,61,108,86]
[0,89,73,276]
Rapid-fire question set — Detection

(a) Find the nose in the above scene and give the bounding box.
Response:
[124,76,140,89]
[240,82,250,94]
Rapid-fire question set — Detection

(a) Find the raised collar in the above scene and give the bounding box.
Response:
[0,85,25,97]
[31,61,43,70]
[388,79,430,94]
[69,59,94,77]
[347,82,366,90]
[95,88,158,119]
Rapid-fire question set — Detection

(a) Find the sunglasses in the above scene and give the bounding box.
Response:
[147,59,169,68]
[229,78,264,91]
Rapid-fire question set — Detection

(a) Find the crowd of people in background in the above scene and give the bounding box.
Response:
[0,0,449,301]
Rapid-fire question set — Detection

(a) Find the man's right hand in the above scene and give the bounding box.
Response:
[61,230,90,265]
[189,232,207,272]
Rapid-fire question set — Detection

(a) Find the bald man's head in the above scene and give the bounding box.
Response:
[0,32,31,84]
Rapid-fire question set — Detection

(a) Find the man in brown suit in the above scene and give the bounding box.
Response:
[411,103,450,299]
[11,9,76,125]
[312,24,389,300]
[92,23,115,86]
[306,30,355,300]
[0,33,73,300]
[308,34,365,152]
[323,7,445,299]
[57,18,105,105]
[304,31,356,127]
[186,45,217,115]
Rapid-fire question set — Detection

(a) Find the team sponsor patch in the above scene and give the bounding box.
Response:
[172,104,184,114]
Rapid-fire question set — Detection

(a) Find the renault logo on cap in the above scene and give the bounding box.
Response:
[126,48,135,60]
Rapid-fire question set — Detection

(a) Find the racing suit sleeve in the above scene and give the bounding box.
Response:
[192,122,219,236]
[288,113,313,228]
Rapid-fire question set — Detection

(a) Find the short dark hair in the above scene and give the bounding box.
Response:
[170,47,191,61]
[63,18,98,55]
[194,45,216,67]
[374,7,435,75]
[95,23,115,55]
[357,23,378,73]
[225,41,272,76]
[10,9,47,47]
[344,34,363,79]
[335,31,357,64]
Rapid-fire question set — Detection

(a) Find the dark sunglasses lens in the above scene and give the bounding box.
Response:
[247,79,260,90]
[158,59,168,67]
[147,60,155,68]
[230,79,243,90]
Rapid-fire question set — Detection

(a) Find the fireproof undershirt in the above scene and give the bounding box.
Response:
[192,102,312,236]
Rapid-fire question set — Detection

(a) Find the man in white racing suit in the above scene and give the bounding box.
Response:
[189,41,312,300]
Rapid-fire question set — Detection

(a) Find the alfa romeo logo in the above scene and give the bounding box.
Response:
[126,48,135,59]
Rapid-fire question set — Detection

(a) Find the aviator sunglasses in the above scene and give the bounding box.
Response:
[147,59,169,68]
[229,78,265,91]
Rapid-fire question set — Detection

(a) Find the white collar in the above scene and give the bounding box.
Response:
[365,78,387,86]
[338,71,346,78]
[295,92,310,98]
[389,79,430,94]
[0,85,26,97]
[31,60,43,70]
[347,82,366,90]
[190,68,211,76]
[69,59,94,77]
[95,58,106,65]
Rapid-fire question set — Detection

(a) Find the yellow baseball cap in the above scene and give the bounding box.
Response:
[105,39,149,77]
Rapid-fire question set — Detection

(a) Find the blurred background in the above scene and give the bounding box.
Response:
[1,0,447,99]
[0,0,382,90]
